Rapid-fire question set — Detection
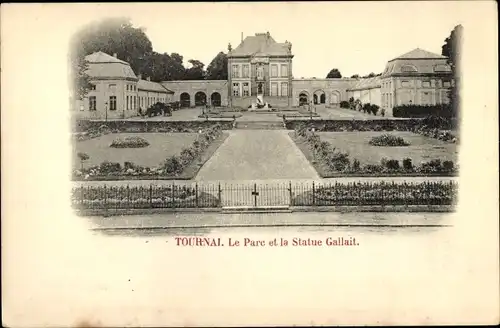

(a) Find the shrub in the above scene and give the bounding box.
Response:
[340,100,350,108]
[403,158,413,171]
[363,164,383,173]
[385,159,400,171]
[443,160,455,172]
[327,151,350,171]
[110,136,150,148]
[371,104,379,116]
[419,159,443,173]
[100,161,122,174]
[163,156,182,174]
[352,158,361,171]
[363,103,371,113]
[369,134,410,147]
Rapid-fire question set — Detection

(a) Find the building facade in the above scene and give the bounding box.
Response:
[227,32,294,108]
[74,36,453,118]
[74,51,173,119]
[379,48,453,116]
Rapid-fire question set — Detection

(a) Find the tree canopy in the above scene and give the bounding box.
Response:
[326,68,342,78]
[205,52,228,80]
[70,17,230,99]
[442,24,463,119]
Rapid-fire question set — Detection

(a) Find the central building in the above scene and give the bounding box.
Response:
[227,32,294,108]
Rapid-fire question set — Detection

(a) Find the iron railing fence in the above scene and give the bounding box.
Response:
[72,180,458,210]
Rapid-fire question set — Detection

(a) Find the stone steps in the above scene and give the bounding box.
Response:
[234,121,286,130]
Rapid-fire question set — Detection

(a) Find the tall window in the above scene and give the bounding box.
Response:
[233,83,240,97]
[271,82,278,96]
[89,96,96,111]
[242,64,250,78]
[126,96,129,110]
[109,96,117,111]
[281,82,288,97]
[133,96,136,110]
[281,64,288,77]
[232,64,240,78]
[257,66,264,79]
[243,82,249,96]
[271,64,278,78]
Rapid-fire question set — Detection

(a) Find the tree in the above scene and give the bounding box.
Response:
[350,74,360,79]
[363,72,376,78]
[442,24,463,119]
[326,68,342,78]
[70,17,153,76]
[77,152,90,171]
[70,55,92,101]
[185,59,206,80]
[205,52,228,80]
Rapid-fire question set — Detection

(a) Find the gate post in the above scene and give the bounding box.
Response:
[289,181,293,206]
[195,182,199,208]
[218,183,222,207]
[172,181,176,209]
[312,181,316,206]
[254,183,258,207]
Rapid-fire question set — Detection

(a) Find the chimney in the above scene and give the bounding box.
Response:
[147,76,151,81]
[241,32,243,42]
[113,53,117,58]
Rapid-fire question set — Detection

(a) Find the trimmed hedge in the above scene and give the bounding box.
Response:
[74,119,234,142]
[393,104,454,118]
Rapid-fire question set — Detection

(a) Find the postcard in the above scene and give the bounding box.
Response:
[1,2,498,327]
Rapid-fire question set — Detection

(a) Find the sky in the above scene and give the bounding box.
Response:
[59,2,470,78]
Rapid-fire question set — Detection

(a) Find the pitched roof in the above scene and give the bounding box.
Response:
[382,48,451,77]
[85,51,129,64]
[85,51,137,80]
[137,79,173,94]
[229,33,291,57]
[389,48,447,62]
[348,76,381,91]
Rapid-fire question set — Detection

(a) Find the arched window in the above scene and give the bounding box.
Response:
[401,65,418,73]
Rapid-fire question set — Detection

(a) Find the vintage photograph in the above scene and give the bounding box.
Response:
[69,9,461,234]
[3,2,498,327]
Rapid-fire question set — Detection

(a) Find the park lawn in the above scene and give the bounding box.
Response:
[317,131,458,165]
[74,133,198,169]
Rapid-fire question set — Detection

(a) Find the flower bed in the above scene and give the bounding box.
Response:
[293,181,458,206]
[110,136,150,148]
[291,127,457,177]
[72,184,220,209]
[73,125,225,180]
[368,134,410,147]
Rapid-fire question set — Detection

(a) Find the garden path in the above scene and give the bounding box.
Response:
[195,130,320,181]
